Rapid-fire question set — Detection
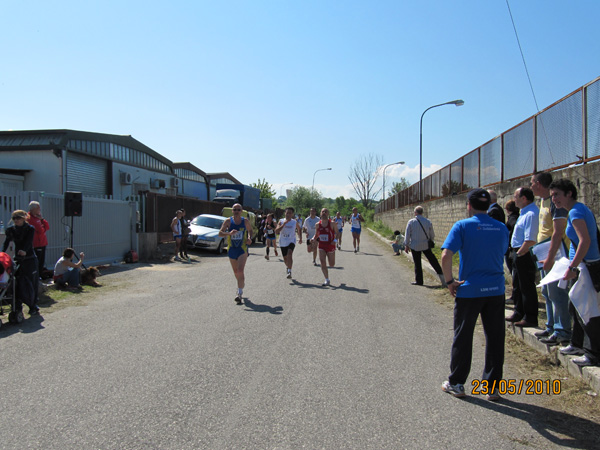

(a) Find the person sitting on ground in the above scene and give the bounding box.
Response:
[53,248,85,289]
[390,230,405,255]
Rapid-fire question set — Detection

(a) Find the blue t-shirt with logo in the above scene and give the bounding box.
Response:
[566,202,600,261]
[442,214,509,298]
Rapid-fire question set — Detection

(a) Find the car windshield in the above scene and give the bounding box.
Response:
[191,216,224,229]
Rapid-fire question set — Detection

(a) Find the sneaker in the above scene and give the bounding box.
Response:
[540,334,568,346]
[265,255,269,260]
[313,261,318,266]
[487,389,501,402]
[187,256,191,262]
[534,329,551,339]
[559,344,584,356]
[174,256,182,261]
[573,355,598,367]
[287,269,292,279]
[235,295,243,305]
[354,248,357,253]
[442,381,466,398]
[322,279,330,286]
[29,307,40,316]
[357,246,360,252]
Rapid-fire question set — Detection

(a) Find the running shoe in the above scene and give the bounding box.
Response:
[174,256,182,261]
[313,260,318,266]
[322,279,330,286]
[441,381,466,398]
[354,248,357,253]
[235,295,243,305]
[357,246,359,252]
[265,254,269,260]
[559,344,584,356]
[573,355,598,367]
[487,389,501,402]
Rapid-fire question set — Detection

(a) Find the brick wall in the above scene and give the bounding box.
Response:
[375,162,600,242]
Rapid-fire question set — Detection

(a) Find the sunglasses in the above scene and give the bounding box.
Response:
[12,216,25,220]
[233,209,242,212]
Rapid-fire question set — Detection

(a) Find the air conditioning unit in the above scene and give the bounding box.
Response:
[150,179,166,189]
[120,172,132,185]
[171,177,180,188]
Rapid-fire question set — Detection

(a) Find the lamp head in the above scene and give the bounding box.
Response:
[451,99,465,107]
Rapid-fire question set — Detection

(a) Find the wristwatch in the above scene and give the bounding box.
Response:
[568,265,580,273]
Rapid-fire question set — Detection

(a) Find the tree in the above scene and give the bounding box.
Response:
[388,178,411,197]
[251,178,276,200]
[348,153,383,209]
[286,186,324,217]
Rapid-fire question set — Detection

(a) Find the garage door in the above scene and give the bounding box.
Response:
[66,152,108,196]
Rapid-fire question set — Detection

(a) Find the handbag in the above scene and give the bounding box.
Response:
[416,218,435,249]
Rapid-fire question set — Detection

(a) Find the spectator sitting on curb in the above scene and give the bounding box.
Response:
[53,248,84,290]
[390,230,405,255]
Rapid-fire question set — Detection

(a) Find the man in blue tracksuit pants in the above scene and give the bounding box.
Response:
[440,189,509,400]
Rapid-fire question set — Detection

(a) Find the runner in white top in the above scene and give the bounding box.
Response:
[302,207,320,266]
[334,211,345,250]
[275,206,303,279]
[350,207,365,253]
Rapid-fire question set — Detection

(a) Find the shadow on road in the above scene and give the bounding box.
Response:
[0,313,45,338]
[243,299,283,315]
[332,283,369,294]
[465,396,600,447]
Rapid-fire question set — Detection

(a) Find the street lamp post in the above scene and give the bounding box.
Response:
[312,168,332,192]
[382,161,405,201]
[419,99,464,201]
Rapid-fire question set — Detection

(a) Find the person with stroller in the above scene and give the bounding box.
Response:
[53,248,85,290]
[1,209,40,315]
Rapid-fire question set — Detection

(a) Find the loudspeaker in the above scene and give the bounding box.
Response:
[64,191,83,217]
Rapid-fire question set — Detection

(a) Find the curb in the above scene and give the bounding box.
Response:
[367,227,600,393]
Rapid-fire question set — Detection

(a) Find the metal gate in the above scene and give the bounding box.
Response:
[66,152,108,196]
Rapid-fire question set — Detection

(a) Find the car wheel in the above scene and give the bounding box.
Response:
[216,239,223,254]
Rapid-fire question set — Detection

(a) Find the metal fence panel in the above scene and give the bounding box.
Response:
[1,192,136,267]
[463,149,479,190]
[503,119,534,180]
[587,78,600,159]
[450,160,462,194]
[440,166,451,196]
[537,91,583,171]
[480,137,502,186]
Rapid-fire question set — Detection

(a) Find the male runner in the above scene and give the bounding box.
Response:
[302,207,320,265]
[219,203,253,304]
[350,207,365,253]
[276,207,303,279]
[334,211,344,250]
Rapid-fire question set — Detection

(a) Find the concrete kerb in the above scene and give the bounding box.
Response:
[367,227,600,394]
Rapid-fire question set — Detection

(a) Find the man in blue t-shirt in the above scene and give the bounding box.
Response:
[440,188,509,400]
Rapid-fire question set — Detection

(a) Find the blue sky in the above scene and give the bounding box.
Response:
[2,0,599,199]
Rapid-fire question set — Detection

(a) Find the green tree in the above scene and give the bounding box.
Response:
[388,178,411,197]
[286,186,324,217]
[251,178,278,208]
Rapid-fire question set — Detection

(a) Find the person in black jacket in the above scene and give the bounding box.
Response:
[2,209,39,315]
[487,190,506,223]
[504,200,520,303]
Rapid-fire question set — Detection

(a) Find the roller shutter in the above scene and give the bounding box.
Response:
[66,152,108,196]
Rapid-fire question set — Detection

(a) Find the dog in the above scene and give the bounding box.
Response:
[80,266,101,287]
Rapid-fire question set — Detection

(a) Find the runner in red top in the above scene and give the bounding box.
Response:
[315,208,337,286]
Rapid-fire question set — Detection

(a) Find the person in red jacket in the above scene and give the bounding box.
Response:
[27,201,50,277]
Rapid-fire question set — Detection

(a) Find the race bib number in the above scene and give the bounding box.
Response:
[319,234,329,242]
[232,230,243,241]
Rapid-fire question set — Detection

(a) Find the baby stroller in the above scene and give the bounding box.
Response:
[0,252,25,327]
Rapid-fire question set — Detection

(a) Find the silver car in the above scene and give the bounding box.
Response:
[187,214,228,253]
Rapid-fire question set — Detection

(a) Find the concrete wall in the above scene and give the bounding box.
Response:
[375,163,600,242]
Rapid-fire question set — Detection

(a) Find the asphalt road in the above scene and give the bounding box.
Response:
[0,230,597,449]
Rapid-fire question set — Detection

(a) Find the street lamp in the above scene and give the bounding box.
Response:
[312,168,332,192]
[419,99,464,201]
[280,182,294,197]
[382,161,405,201]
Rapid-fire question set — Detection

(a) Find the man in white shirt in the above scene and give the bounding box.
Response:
[302,207,320,266]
